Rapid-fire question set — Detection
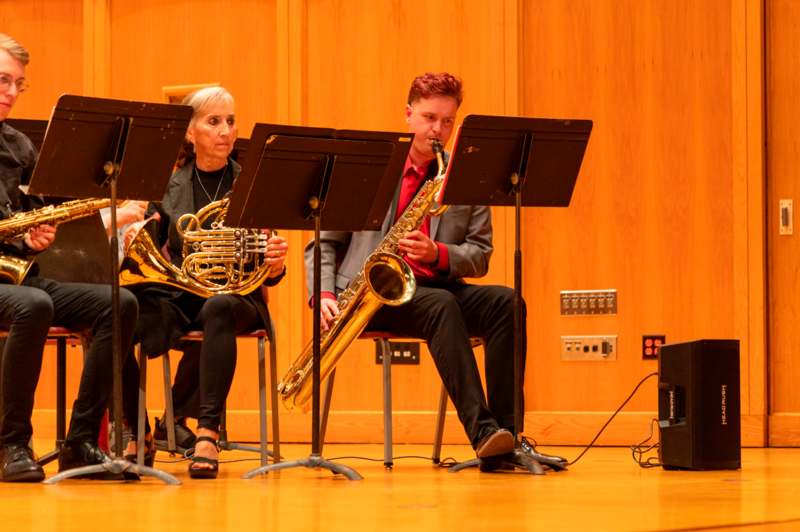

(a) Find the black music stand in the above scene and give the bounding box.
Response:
[27,94,191,484]
[228,125,409,480]
[440,115,592,474]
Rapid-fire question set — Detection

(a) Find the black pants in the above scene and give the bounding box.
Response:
[122,293,259,434]
[368,281,525,448]
[121,341,200,438]
[0,277,138,446]
[171,342,200,419]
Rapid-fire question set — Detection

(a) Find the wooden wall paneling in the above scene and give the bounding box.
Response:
[108,0,278,137]
[82,0,109,97]
[731,0,766,444]
[0,0,84,119]
[767,0,800,445]
[519,0,760,444]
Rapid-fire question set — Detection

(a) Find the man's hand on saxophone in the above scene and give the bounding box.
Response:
[398,229,439,263]
[23,223,56,251]
[319,297,340,331]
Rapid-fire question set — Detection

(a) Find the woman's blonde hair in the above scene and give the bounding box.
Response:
[182,86,234,126]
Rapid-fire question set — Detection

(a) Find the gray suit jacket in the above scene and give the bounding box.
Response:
[304,155,493,299]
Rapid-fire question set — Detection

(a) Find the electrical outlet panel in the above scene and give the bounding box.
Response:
[560,290,617,315]
[375,341,420,365]
[560,335,617,361]
[642,335,666,359]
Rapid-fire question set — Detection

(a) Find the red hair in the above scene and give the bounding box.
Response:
[407,72,463,107]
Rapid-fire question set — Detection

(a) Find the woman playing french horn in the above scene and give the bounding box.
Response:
[124,86,287,479]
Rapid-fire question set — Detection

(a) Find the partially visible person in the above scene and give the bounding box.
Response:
[0,33,139,482]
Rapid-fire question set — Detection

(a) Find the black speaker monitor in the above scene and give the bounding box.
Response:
[658,339,741,470]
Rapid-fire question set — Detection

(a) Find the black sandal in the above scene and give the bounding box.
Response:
[188,436,219,479]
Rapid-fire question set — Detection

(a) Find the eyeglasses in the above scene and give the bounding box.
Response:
[0,73,29,94]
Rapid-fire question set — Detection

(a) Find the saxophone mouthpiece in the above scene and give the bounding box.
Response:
[431,139,443,154]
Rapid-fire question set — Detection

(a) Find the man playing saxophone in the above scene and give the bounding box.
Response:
[306,72,561,469]
[123,86,287,479]
[0,33,139,482]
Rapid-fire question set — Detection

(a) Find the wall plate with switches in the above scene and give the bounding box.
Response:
[560,335,617,360]
[560,290,617,315]
[375,341,420,365]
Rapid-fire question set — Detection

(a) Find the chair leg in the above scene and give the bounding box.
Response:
[319,369,336,455]
[381,339,393,469]
[432,383,448,464]
[162,353,177,453]
[268,331,281,464]
[220,403,229,443]
[137,346,147,465]
[56,337,67,448]
[36,336,69,467]
[257,336,269,466]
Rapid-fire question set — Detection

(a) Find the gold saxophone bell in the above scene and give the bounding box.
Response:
[278,139,450,409]
[119,198,274,298]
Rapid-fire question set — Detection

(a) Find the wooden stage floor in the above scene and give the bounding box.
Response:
[4,442,800,531]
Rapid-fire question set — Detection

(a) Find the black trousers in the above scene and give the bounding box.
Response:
[0,277,138,446]
[184,293,261,431]
[122,292,259,434]
[171,342,200,419]
[121,341,199,438]
[367,281,525,448]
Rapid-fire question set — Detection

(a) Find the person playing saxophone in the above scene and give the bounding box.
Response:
[306,72,563,470]
[0,33,139,482]
[123,86,287,479]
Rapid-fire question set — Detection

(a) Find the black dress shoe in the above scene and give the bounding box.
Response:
[0,444,45,482]
[58,441,124,480]
[475,428,515,459]
[520,437,569,471]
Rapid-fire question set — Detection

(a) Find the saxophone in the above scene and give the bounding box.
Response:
[0,198,112,284]
[278,140,449,409]
[119,197,273,298]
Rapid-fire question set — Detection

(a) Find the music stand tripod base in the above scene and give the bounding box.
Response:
[43,458,181,485]
[243,454,363,480]
[447,451,546,475]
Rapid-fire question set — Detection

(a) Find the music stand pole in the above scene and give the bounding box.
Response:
[46,165,179,485]
[442,115,591,474]
[232,129,404,481]
[243,163,362,481]
[35,97,189,485]
[449,167,544,475]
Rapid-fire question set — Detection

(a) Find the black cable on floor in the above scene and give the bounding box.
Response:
[630,417,662,468]
[564,371,659,466]
[155,372,662,469]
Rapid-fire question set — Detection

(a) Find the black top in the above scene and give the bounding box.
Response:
[191,163,235,217]
[0,121,44,261]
